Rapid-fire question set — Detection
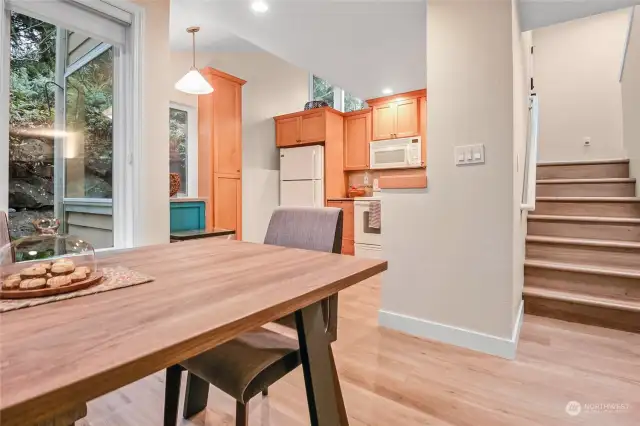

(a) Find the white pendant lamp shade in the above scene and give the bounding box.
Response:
[175,68,213,95]
[176,26,213,95]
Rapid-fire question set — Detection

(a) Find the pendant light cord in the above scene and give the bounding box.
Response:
[191,30,196,69]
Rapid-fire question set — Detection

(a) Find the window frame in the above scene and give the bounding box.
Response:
[169,101,198,199]
[0,0,145,250]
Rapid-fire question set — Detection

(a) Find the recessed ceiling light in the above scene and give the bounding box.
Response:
[382,88,393,95]
[251,1,269,13]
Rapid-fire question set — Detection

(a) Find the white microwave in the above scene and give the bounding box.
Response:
[370,137,422,169]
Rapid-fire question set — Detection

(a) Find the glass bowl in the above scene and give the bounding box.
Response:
[1,218,97,295]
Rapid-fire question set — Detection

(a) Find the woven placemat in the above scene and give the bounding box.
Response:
[0,266,154,313]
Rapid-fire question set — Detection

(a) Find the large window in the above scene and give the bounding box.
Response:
[311,75,367,113]
[169,103,197,198]
[3,1,139,250]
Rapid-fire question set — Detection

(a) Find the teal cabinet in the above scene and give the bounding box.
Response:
[170,200,206,232]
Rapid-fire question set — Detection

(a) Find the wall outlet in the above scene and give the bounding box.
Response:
[584,137,591,146]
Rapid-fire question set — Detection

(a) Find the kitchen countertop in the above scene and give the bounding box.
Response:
[169,197,209,203]
[327,197,355,202]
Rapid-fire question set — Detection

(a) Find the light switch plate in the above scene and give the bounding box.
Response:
[455,144,485,166]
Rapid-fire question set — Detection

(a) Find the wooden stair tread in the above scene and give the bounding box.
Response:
[523,286,640,312]
[525,259,640,279]
[536,196,640,202]
[536,178,635,184]
[537,159,629,167]
[526,235,640,249]
[528,214,640,224]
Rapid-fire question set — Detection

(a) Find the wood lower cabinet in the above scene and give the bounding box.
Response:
[344,110,371,170]
[327,200,354,255]
[214,175,241,240]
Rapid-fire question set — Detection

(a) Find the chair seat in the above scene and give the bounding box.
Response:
[181,327,300,403]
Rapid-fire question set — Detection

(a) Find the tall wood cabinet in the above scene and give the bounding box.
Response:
[198,67,246,239]
[343,109,371,171]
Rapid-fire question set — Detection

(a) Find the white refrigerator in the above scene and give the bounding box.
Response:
[280,145,324,207]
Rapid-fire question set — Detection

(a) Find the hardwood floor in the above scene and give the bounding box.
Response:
[78,278,640,426]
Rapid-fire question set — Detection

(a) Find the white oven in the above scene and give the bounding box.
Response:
[354,196,382,250]
[370,136,422,169]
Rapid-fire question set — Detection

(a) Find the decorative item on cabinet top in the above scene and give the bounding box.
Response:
[305,100,330,110]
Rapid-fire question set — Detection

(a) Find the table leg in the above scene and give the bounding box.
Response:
[295,301,349,426]
[164,365,182,426]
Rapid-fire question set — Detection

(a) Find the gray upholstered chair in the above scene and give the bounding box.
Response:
[0,211,10,248]
[164,207,343,426]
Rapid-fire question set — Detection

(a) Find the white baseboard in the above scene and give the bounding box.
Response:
[378,301,524,360]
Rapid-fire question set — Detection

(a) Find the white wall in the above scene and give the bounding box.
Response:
[379,0,520,359]
[534,9,629,162]
[133,0,171,246]
[622,8,640,195]
[170,51,309,242]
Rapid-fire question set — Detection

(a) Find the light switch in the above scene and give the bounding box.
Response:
[455,144,485,166]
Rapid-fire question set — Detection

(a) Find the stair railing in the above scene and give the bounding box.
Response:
[521,95,539,211]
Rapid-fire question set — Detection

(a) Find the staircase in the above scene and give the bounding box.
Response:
[524,158,640,333]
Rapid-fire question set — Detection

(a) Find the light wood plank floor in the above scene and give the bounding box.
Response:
[78,278,640,425]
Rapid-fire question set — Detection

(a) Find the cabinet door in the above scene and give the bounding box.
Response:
[341,239,354,256]
[214,175,240,235]
[300,111,326,143]
[344,113,371,170]
[342,202,354,240]
[395,98,419,138]
[213,76,243,176]
[276,117,300,147]
[372,103,396,140]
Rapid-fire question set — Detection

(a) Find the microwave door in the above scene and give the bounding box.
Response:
[371,146,408,169]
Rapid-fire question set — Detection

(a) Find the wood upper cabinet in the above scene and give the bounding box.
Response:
[372,103,396,141]
[395,98,419,138]
[276,116,300,147]
[300,111,326,143]
[275,110,327,147]
[368,90,425,141]
[344,110,371,170]
[212,75,243,176]
[214,175,241,239]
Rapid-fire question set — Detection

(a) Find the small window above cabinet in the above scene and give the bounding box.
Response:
[343,109,371,171]
[368,90,425,141]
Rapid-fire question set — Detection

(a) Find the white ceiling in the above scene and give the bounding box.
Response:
[170,0,427,101]
[519,0,640,31]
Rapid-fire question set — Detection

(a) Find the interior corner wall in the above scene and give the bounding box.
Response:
[170,51,309,243]
[533,9,629,163]
[622,8,640,196]
[133,0,171,246]
[379,0,516,358]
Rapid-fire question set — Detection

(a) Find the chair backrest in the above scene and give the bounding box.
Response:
[264,207,343,341]
[264,207,343,254]
[0,211,14,264]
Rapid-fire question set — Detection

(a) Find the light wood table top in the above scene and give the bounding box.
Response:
[0,238,387,425]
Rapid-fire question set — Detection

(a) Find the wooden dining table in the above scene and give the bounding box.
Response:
[0,238,387,426]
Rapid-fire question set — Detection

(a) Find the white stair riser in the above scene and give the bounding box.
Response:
[536,182,635,197]
[528,220,640,241]
[527,241,640,269]
[537,163,629,180]
[525,266,640,301]
[535,200,640,218]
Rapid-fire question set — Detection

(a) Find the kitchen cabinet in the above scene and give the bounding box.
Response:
[276,116,300,147]
[214,175,241,240]
[275,109,327,147]
[198,67,246,237]
[344,110,371,171]
[327,200,354,255]
[368,90,424,141]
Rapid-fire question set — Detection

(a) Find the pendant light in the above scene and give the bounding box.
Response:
[175,26,214,95]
